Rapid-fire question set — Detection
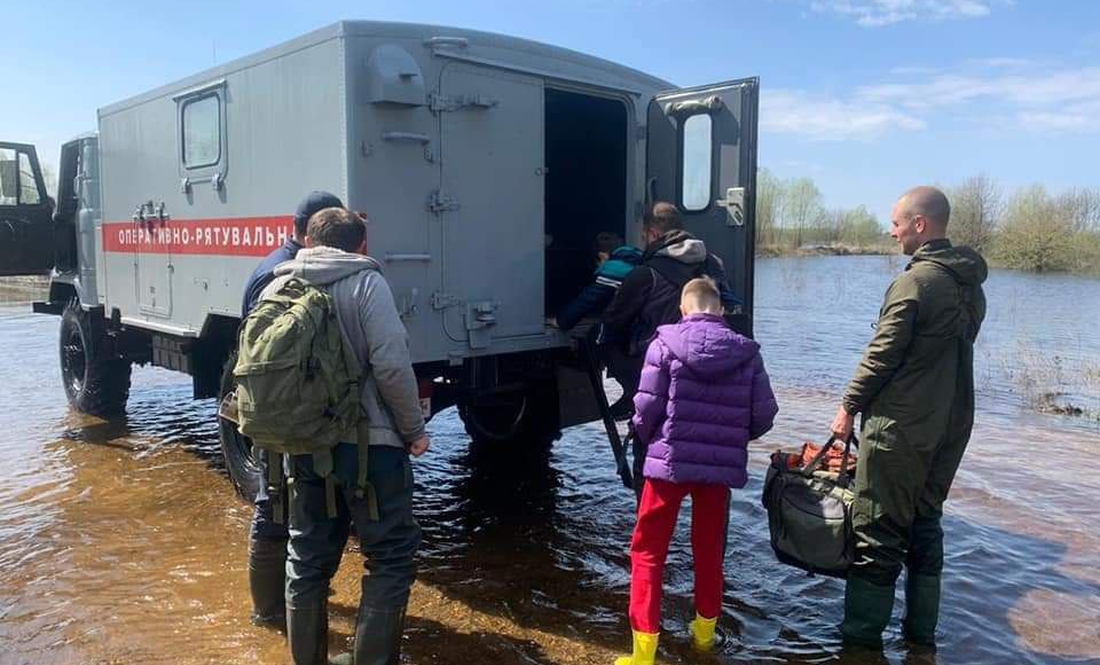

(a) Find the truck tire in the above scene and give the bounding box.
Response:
[218,351,260,503]
[59,300,131,416]
[458,378,562,445]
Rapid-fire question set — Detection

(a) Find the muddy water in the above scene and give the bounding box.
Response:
[1,257,1098,665]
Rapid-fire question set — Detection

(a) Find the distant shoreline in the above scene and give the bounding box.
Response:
[756,244,895,258]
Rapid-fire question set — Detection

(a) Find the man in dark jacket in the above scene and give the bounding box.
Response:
[601,202,735,417]
[830,186,987,648]
[239,190,343,631]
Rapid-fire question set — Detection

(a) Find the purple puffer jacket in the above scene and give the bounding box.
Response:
[632,313,778,487]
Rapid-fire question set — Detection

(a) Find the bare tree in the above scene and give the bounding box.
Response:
[946,174,1001,252]
[755,168,785,247]
[39,163,58,201]
[782,177,823,248]
[1057,187,1100,233]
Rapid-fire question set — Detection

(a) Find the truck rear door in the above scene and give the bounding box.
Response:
[437,63,545,350]
[646,78,759,336]
[0,142,53,276]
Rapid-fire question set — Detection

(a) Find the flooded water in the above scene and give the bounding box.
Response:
[1,256,1098,665]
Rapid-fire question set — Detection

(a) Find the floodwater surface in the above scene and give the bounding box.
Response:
[0,257,1098,665]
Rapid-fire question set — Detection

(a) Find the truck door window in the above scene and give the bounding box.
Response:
[18,152,40,205]
[681,113,712,212]
[0,148,16,205]
[182,94,221,168]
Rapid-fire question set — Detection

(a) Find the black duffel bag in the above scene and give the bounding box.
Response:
[761,435,858,578]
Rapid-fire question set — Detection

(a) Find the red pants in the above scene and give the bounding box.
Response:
[628,478,730,633]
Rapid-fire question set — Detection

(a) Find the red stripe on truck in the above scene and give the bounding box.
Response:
[101,216,295,257]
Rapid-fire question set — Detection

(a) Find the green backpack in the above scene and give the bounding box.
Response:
[234,277,361,458]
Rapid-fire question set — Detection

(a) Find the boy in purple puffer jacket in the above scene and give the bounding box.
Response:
[615,278,778,665]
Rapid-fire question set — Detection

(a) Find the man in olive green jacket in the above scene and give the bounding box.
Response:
[830,186,987,648]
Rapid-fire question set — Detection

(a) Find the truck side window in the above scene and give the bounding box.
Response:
[18,152,40,205]
[681,113,712,212]
[182,94,221,168]
[0,148,15,206]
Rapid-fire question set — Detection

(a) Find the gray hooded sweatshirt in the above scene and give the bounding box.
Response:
[264,246,425,448]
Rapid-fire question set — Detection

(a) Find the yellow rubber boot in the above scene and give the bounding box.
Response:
[613,630,659,665]
[690,614,717,652]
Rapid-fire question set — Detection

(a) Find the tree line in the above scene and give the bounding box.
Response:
[755,169,889,253]
[755,169,1100,274]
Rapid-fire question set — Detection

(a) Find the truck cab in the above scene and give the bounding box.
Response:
[13,22,758,500]
[0,143,53,276]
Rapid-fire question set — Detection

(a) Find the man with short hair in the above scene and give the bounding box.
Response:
[264,207,430,665]
[239,190,344,632]
[831,186,987,648]
[602,202,735,415]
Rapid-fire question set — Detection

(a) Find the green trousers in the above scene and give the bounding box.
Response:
[850,411,970,585]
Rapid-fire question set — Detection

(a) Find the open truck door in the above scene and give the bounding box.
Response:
[0,142,53,276]
[646,78,759,336]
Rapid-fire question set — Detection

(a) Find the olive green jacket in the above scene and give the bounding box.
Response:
[843,240,987,426]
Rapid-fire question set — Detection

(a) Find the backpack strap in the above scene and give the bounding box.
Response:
[308,448,337,518]
[355,420,380,521]
[268,452,286,525]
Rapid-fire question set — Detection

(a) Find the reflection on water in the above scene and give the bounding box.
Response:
[1,257,1098,664]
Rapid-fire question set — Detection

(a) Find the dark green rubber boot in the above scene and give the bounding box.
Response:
[903,574,941,646]
[287,600,329,665]
[248,537,288,631]
[840,575,896,649]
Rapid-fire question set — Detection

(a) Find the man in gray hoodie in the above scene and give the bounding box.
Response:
[263,207,429,665]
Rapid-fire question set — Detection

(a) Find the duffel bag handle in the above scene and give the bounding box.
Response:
[801,433,858,477]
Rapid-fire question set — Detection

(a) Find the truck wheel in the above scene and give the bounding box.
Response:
[59,300,131,416]
[218,351,260,503]
[458,379,562,444]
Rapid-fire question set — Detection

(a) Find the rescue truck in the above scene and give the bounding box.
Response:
[2,21,758,499]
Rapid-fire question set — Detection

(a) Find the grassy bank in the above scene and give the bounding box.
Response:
[757,242,895,258]
[0,276,49,301]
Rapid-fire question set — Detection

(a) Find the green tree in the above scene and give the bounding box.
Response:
[994,185,1075,272]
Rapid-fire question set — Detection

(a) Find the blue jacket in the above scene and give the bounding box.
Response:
[557,246,643,331]
[241,238,304,316]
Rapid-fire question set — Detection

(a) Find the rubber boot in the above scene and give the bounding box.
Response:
[903,574,941,646]
[840,575,895,649]
[690,613,717,652]
[287,600,328,665]
[248,537,287,631]
[328,603,408,665]
[613,630,659,665]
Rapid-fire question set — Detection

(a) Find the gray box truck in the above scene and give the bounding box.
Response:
[2,21,758,498]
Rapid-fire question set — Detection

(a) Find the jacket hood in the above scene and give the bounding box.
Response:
[910,239,988,286]
[648,230,707,265]
[655,314,758,378]
[272,246,383,285]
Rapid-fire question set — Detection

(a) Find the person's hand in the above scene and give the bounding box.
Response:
[830,405,855,442]
[546,317,559,328]
[407,434,431,457]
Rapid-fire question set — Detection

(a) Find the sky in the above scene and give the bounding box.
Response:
[6,0,1098,223]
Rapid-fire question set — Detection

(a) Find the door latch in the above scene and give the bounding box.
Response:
[716,187,746,227]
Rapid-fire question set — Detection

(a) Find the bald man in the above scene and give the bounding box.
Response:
[830,186,988,648]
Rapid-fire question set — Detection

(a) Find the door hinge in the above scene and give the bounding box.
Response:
[429,93,499,113]
[431,291,460,310]
[428,190,460,215]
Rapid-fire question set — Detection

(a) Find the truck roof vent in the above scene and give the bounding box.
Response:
[364,44,426,107]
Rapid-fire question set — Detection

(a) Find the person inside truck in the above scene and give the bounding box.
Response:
[554,231,642,332]
[238,189,344,633]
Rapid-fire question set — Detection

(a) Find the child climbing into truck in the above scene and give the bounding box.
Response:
[615,277,778,665]
[554,231,642,332]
